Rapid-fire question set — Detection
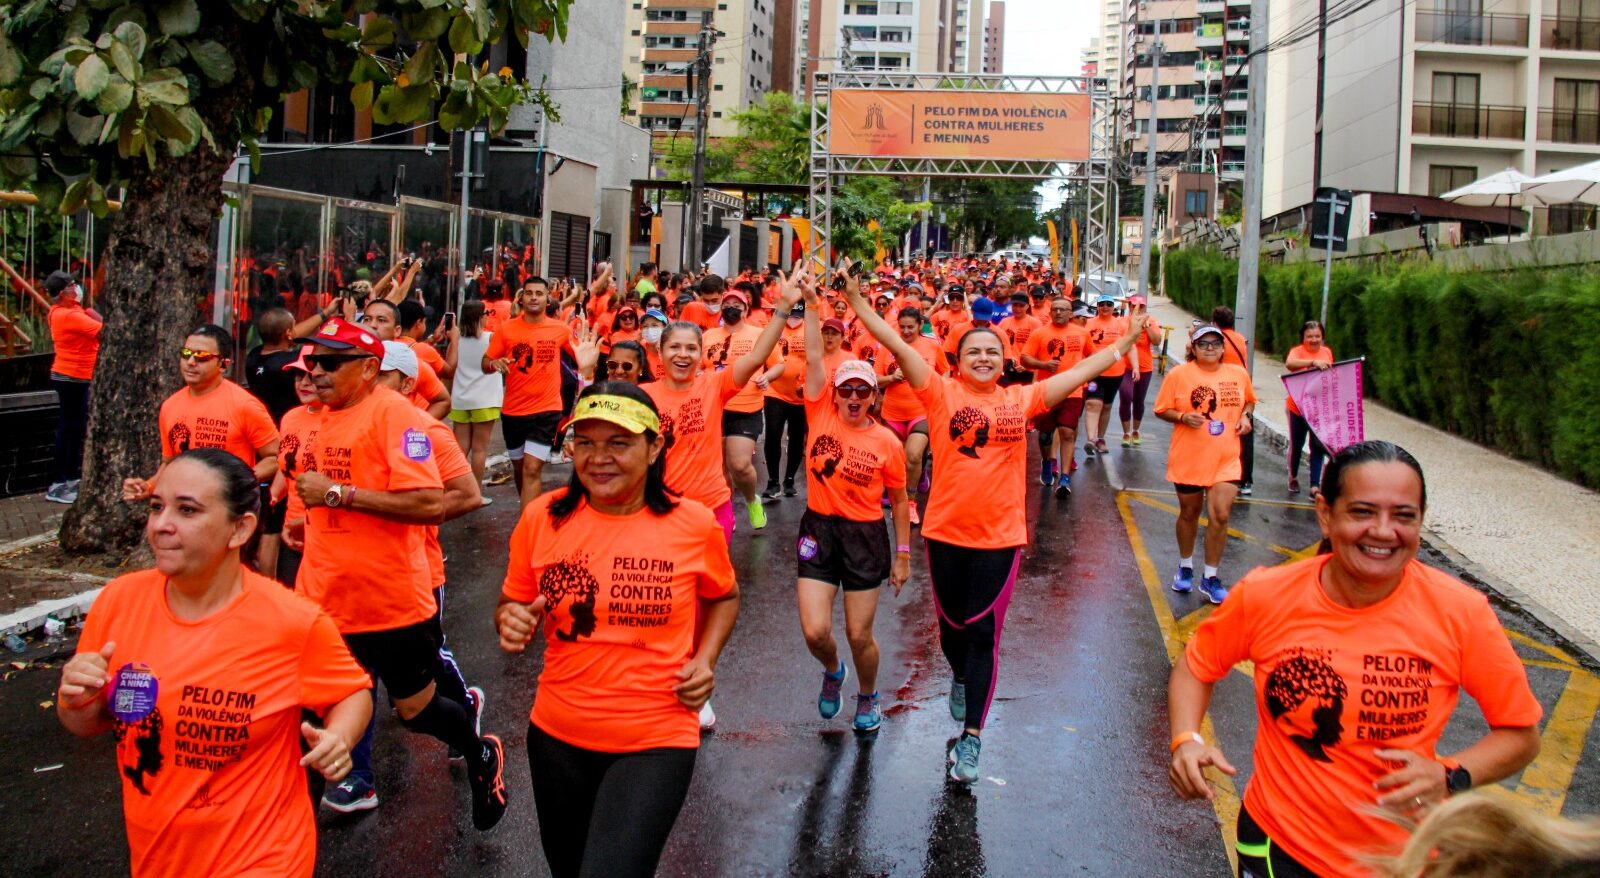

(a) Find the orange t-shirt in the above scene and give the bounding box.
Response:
[876,335,947,422]
[998,314,1042,353]
[644,370,741,509]
[1219,328,1250,368]
[484,317,573,416]
[406,357,446,411]
[77,568,370,878]
[1186,556,1542,877]
[1022,322,1090,393]
[802,388,908,521]
[678,301,721,330]
[1153,361,1257,487]
[1132,319,1162,373]
[423,419,473,588]
[405,338,447,377]
[930,307,966,341]
[482,299,513,334]
[914,376,1048,548]
[295,387,443,633]
[1084,315,1132,378]
[158,380,278,467]
[48,302,102,380]
[1284,344,1334,417]
[277,404,322,531]
[501,491,735,752]
[702,321,780,414]
[765,322,809,405]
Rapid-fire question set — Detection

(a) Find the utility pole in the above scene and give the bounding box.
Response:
[1137,23,1163,299]
[685,12,719,273]
[919,177,931,257]
[1234,1,1267,374]
[455,125,485,313]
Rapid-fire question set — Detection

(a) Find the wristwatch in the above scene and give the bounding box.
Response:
[323,483,347,508]
[1442,760,1472,796]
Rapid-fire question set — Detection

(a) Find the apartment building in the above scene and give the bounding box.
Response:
[1262,0,1600,232]
[802,0,996,97]
[1097,0,1124,86]
[622,0,784,139]
[983,1,1006,73]
[1121,0,1253,188]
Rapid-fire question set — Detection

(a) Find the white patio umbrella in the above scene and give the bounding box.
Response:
[1521,159,1600,207]
[1440,167,1542,240]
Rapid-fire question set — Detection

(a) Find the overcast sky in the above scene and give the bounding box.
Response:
[996,0,1097,217]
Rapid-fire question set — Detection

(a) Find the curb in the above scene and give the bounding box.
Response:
[0,579,108,640]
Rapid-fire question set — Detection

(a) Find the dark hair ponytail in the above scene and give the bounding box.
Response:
[1320,440,1427,511]
[548,382,678,529]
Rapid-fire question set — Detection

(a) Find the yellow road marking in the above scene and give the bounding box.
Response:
[1128,493,1302,558]
[1515,670,1600,815]
[1506,630,1581,668]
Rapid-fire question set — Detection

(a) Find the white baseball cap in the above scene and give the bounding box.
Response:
[380,340,419,378]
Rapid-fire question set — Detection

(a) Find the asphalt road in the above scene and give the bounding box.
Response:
[3,408,1597,877]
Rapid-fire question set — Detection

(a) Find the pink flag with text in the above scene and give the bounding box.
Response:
[1281,358,1366,452]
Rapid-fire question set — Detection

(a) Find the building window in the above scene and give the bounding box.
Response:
[1184,190,1210,216]
[1428,164,1477,196]
[1549,78,1600,144]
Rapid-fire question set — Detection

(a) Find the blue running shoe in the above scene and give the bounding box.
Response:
[1172,566,1195,594]
[1054,473,1072,497]
[853,692,882,733]
[947,733,982,784]
[322,776,379,813]
[1200,576,1229,605]
[819,663,848,719]
[1039,458,1056,486]
[948,676,966,722]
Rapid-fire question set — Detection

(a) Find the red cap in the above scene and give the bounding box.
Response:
[822,318,847,334]
[293,317,384,358]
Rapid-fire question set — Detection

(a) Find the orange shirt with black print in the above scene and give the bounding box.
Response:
[501,491,735,752]
[1022,322,1090,392]
[875,335,947,422]
[1153,361,1257,487]
[1186,556,1541,878]
[802,386,907,522]
[913,376,1048,549]
[277,404,322,530]
[158,379,278,467]
[1083,315,1132,378]
[764,321,809,405]
[484,317,574,416]
[78,568,370,878]
[702,321,780,414]
[644,369,741,509]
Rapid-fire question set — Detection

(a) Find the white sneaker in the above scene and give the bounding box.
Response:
[698,701,717,731]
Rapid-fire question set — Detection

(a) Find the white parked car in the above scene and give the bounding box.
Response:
[988,249,1036,263]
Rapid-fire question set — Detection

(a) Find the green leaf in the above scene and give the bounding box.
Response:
[403,44,436,87]
[139,68,191,105]
[0,34,22,87]
[113,21,148,61]
[154,0,201,37]
[247,138,262,174]
[187,40,235,84]
[107,40,141,82]
[0,153,39,182]
[351,80,374,112]
[66,111,102,145]
[448,14,480,55]
[406,8,451,41]
[95,79,134,114]
[148,104,194,144]
[62,178,88,214]
[73,54,110,101]
[360,15,396,47]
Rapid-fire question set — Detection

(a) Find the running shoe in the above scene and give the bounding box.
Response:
[699,701,717,731]
[948,676,966,722]
[909,504,921,526]
[1200,576,1229,605]
[1288,477,1300,495]
[547,449,568,466]
[1039,458,1056,486]
[748,499,767,530]
[449,686,486,761]
[1120,434,1133,447]
[468,734,509,831]
[1130,432,1142,447]
[44,482,75,504]
[1054,473,1072,497]
[947,733,982,784]
[1083,441,1098,460]
[479,496,494,507]
[1094,438,1109,454]
[1239,482,1253,497]
[783,480,797,497]
[819,663,849,719]
[762,481,782,500]
[1171,566,1195,594]
[322,776,379,813]
[853,692,882,734]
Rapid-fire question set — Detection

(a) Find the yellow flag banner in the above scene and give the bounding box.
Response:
[785,217,826,273]
[867,219,886,264]
[1046,219,1060,270]
[1070,218,1080,280]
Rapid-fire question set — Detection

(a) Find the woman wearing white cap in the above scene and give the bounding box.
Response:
[1153,324,1257,605]
[793,277,912,735]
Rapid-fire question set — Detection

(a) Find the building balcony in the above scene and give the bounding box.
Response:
[1196,0,1224,13]
[1411,102,1526,140]
[1196,31,1223,49]
[1221,160,1246,177]
[1541,17,1600,52]
[1415,11,1529,49]
[1223,125,1247,146]
[1225,89,1248,112]
[1538,109,1600,145]
[1196,59,1222,74]
[1226,22,1250,43]
[1226,0,1249,6]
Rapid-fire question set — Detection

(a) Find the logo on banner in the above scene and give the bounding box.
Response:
[864,103,886,130]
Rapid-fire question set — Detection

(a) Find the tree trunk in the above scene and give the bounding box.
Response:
[59,51,254,556]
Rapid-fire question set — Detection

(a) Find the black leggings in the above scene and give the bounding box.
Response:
[762,397,807,485]
[527,723,697,878]
[925,539,1022,731]
[50,377,91,483]
[1118,371,1153,423]
[1287,412,1329,489]
[1239,417,1256,484]
[1237,804,1321,878]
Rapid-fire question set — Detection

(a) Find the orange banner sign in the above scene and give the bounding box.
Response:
[828,89,1090,162]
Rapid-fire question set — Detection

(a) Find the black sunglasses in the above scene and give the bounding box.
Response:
[835,383,875,400]
[606,361,637,373]
[305,353,374,372]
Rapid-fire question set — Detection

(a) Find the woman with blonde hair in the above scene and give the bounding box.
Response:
[1386,793,1600,877]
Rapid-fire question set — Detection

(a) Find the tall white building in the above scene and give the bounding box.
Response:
[623,0,780,139]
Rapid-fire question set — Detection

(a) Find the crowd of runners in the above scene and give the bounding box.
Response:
[49,252,1572,876]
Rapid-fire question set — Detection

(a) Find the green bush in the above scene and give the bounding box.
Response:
[1163,247,1600,489]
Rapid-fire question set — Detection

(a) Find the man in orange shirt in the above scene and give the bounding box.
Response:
[678,275,728,330]
[1021,299,1091,495]
[398,299,453,381]
[483,277,576,504]
[289,318,508,830]
[1081,295,1137,457]
[45,270,102,504]
[361,299,451,419]
[997,293,1042,385]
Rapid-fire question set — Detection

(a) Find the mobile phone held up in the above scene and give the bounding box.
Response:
[829,260,863,291]
[442,311,456,332]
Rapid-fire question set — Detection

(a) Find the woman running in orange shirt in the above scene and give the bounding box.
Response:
[1153,324,1256,604]
[1284,320,1334,498]
[60,449,372,877]
[1170,441,1541,878]
[842,260,1145,784]
[497,383,739,878]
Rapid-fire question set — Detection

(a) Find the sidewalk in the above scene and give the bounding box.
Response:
[0,492,62,554]
[1150,296,1600,654]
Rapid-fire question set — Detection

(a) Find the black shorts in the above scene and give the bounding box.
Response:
[259,486,287,535]
[342,620,444,701]
[721,408,764,440]
[1237,805,1320,878]
[502,410,563,459]
[1084,375,1122,404]
[1033,396,1085,434]
[1174,480,1241,495]
[796,509,890,591]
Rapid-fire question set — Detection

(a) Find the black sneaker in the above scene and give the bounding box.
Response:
[469,734,509,831]
[783,480,797,497]
[762,481,782,499]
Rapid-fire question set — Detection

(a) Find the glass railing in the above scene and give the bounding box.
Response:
[1542,17,1600,51]
[1415,10,1529,48]
[1411,103,1527,139]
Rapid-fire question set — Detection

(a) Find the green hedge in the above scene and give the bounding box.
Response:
[1163,247,1600,489]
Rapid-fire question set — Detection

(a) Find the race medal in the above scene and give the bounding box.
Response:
[110,662,159,723]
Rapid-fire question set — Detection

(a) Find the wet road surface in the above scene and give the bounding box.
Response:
[3,409,1597,877]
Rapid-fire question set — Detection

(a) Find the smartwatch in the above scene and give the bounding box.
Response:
[1444,762,1472,796]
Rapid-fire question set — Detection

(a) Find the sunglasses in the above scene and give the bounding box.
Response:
[179,348,222,363]
[305,353,375,371]
[617,315,637,322]
[606,361,637,374]
[835,383,875,400]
